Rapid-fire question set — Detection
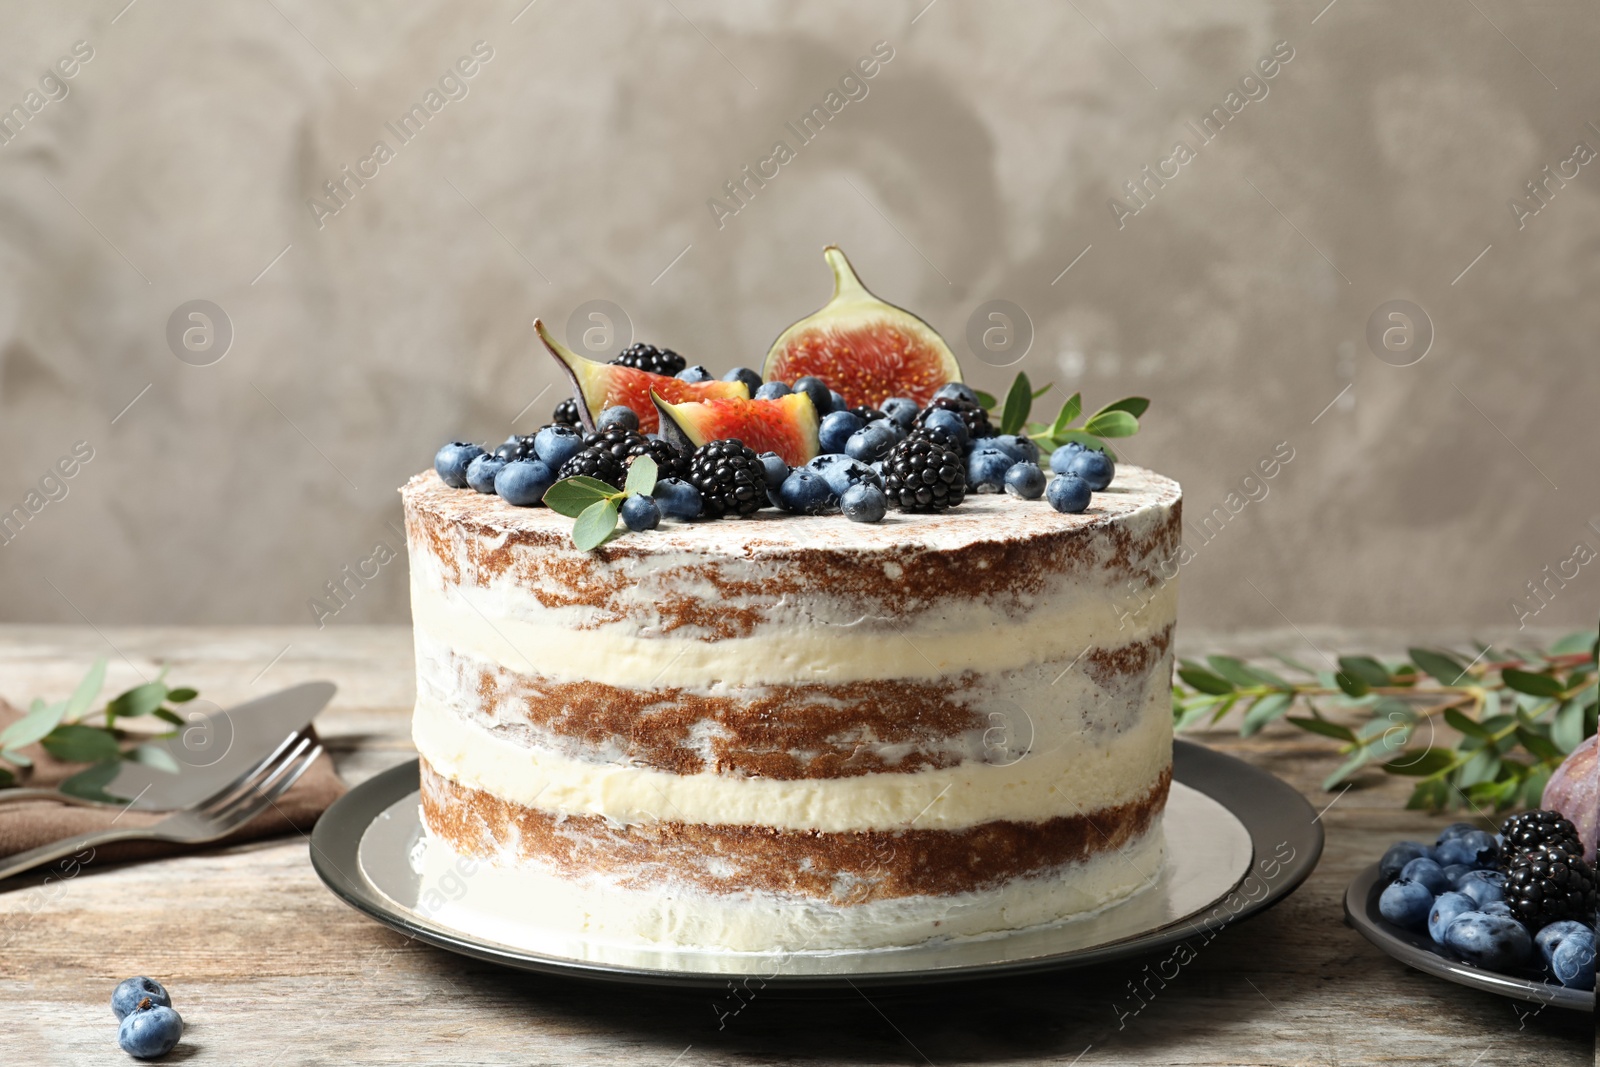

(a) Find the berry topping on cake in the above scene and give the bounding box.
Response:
[583,426,647,465]
[1046,473,1092,514]
[552,397,582,426]
[433,442,484,488]
[840,482,888,523]
[654,391,821,467]
[597,405,641,432]
[1503,848,1598,930]
[627,435,691,483]
[881,434,966,512]
[557,446,627,490]
[620,494,662,531]
[916,393,993,442]
[688,439,769,518]
[611,342,686,378]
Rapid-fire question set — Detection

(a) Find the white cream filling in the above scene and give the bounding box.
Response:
[410,813,1166,954]
[412,675,1173,832]
[410,570,1178,688]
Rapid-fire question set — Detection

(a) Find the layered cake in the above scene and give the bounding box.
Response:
[402,465,1181,952]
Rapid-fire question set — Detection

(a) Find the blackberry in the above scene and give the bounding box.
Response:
[627,435,690,483]
[905,425,962,452]
[882,434,966,512]
[687,439,768,518]
[1499,810,1585,865]
[552,397,582,426]
[556,446,626,489]
[851,406,887,423]
[611,342,686,378]
[583,427,646,465]
[915,394,994,441]
[1503,848,1597,930]
[492,435,538,463]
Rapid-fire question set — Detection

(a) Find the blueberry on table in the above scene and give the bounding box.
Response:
[1443,911,1534,970]
[840,483,887,523]
[1379,841,1431,879]
[620,494,661,532]
[433,442,484,488]
[1378,878,1434,930]
[1004,462,1046,500]
[818,410,865,455]
[1427,891,1476,944]
[966,446,1014,493]
[1046,473,1092,514]
[111,978,170,1021]
[1399,856,1450,895]
[1067,447,1114,491]
[118,1002,184,1060]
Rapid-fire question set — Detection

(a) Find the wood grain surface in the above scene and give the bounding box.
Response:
[0,625,1591,1066]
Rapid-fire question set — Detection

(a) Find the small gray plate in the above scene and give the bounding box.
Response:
[311,741,1322,989]
[1344,863,1594,1012]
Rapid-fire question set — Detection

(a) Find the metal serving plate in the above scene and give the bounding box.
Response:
[312,741,1323,989]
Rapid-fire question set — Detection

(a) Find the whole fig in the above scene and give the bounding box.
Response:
[1542,734,1597,863]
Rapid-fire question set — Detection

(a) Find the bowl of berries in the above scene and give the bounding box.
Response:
[1345,809,1596,1011]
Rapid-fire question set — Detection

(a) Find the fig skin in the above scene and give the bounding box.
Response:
[1542,734,1597,863]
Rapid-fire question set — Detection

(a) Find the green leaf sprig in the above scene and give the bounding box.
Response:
[976,372,1147,460]
[1172,630,1599,811]
[543,455,658,551]
[0,659,201,800]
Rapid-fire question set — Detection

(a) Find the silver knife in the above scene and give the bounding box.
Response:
[0,681,335,811]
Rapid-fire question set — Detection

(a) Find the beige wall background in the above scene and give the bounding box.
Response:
[0,0,1596,637]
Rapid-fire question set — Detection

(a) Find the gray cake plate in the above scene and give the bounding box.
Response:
[1344,863,1594,1012]
[310,740,1322,989]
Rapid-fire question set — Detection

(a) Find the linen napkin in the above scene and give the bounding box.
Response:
[0,698,344,866]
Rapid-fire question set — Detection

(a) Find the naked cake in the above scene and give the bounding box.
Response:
[401,464,1181,952]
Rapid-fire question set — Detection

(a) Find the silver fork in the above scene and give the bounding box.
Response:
[0,732,322,883]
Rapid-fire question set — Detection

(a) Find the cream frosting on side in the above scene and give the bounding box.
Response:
[411,810,1166,953]
[411,665,1174,832]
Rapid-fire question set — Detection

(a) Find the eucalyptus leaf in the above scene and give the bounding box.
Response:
[41,724,122,764]
[63,658,107,720]
[1549,630,1599,657]
[1177,666,1234,696]
[1552,697,1587,752]
[1206,655,1283,689]
[624,455,658,499]
[1000,372,1033,436]
[1091,396,1150,420]
[1082,410,1139,438]
[572,499,620,551]
[1285,716,1357,743]
[3,749,32,768]
[1501,668,1565,698]
[1334,670,1370,698]
[1406,778,1450,810]
[973,390,998,410]
[1443,706,1491,739]
[1338,655,1391,688]
[107,681,168,722]
[1383,747,1454,777]
[544,477,621,519]
[1323,749,1371,790]
[58,760,126,803]
[154,708,185,726]
[1241,692,1294,736]
[166,687,199,703]
[127,744,181,774]
[1408,647,1467,685]
[1514,726,1564,763]
[1457,747,1501,787]
[0,766,12,788]
[0,699,69,750]
[1522,765,1551,807]
[1031,383,1053,400]
[1052,393,1083,435]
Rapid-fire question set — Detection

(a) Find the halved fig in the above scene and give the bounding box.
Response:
[536,319,746,434]
[762,246,962,409]
[653,391,821,467]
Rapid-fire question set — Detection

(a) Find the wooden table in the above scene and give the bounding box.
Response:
[0,626,1591,1066]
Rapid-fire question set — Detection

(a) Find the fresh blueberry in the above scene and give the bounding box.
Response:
[1399,856,1450,896]
[465,453,507,494]
[1048,442,1086,474]
[1440,863,1475,887]
[118,1003,184,1060]
[1428,891,1476,944]
[1536,920,1595,966]
[534,424,585,469]
[723,367,764,396]
[1435,822,1479,845]
[818,410,866,454]
[790,376,833,415]
[818,457,881,498]
[1004,462,1047,500]
[597,405,639,432]
[1435,830,1498,869]
[829,390,848,414]
[1046,474,1092,514]
[1443,911,1533,970]
[880,397,919,429]
[844,424,897,464]
[966,446,1013,493]
[112,978,170,1021]
[754,381,792,400]
[921,408,969,449]
[779,469,839,514]
[932,382,978,405]
[756,452,789,491]
[841,483,888,523]
[1455,869,1506,907]
[653,478,702,520]
[1067,448,1114,491]
[1379,841,1432,879]
[1551,931,1597,989]
[620,494,661,532]
[1378,878,1434,930]
[494,460,556,506]
[992,434,1039,465]
[675,365,713,383]
[434,442,484,488]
